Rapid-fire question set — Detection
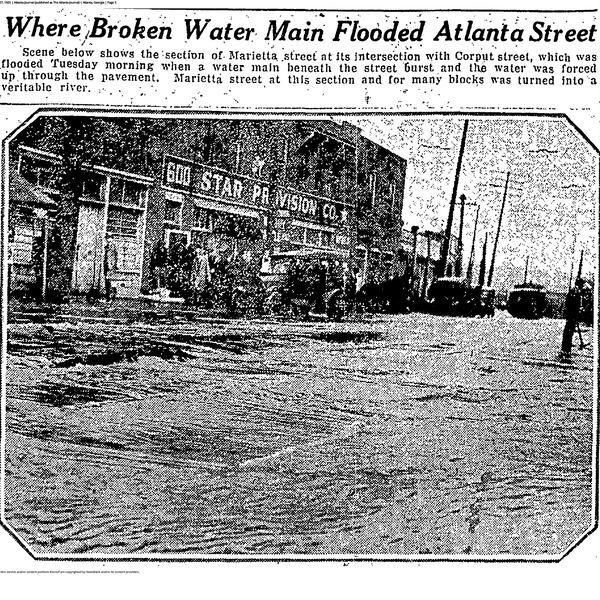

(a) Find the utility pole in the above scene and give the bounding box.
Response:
[438,120,469,277]
[478,232,488,288]
[487,171,510,288]
[576,249,584,281]
[466,204,480,284]
[455,193,466,276]
[568,260,574,289]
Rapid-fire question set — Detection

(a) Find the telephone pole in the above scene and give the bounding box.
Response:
[466,204,480,284]
[478,232,488,288]
[487,171,510,288]
[576,249,584,281]
[455,193,466,276]
[438,120,469,277]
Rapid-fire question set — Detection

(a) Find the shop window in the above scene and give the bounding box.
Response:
[110,178,145,208]
[289,225,305,244]
[107,208,139,239]
[193,206,212,231]
[166,230,190,249]
[165,199,182,225]
[306,229,320,247]
[321,231,333,247]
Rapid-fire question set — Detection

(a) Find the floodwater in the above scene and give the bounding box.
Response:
[3,312,595,556]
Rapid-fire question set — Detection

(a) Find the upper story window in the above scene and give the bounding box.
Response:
[19,154,58,190]
[164,191,182,226]
[109,178,146,208]
[234,141,243,172]
[368,173,377,208]
[389,182,397,209]
[79,173,103,201]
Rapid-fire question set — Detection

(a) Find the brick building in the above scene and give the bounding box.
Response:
[8,116,409,300]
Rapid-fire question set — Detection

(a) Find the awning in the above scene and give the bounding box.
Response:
[272,247,349,260]
[9,169,56,209]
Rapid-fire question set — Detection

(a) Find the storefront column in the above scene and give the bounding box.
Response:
[100,176,111,289]
[33,208,49,302]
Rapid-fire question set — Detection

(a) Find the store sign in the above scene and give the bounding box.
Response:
[163,154,270,209]
[162,154,349,226]
[274,189,348,226]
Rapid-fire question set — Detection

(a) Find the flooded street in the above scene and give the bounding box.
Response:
[3,312,594,556]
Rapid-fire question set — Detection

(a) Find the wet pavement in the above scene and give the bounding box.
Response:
[3,311,595,556]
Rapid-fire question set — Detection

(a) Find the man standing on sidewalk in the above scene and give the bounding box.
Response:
[104,234,118,301]
[561,277,583,355]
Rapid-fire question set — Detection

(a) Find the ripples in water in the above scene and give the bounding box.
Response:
[4,313,594,556]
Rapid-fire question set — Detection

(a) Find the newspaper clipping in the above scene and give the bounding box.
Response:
[0,0,598,593]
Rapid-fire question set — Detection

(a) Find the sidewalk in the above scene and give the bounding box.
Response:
[7,296,228,325]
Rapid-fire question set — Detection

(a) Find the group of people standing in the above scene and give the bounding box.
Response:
[149,238,212,304]
[149,237,265,313]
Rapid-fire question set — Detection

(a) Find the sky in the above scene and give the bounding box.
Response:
[347,115,598,292]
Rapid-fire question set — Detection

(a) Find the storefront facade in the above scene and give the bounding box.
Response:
[10,145,153,299]
[8,117,408,301]
[140,118,407,293]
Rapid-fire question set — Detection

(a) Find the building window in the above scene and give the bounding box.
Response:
[235,141,243,172]
[79,173,103,201]
[107,208,138,239]
[193,206,212,231]
[281,137,289,181]
[165,230,190,249]
[297,152,310,183]
[306,229,320,247]
[383,252,394,277]
[165,199,182,225]
[110,178,145,208]
[389,182,397,208]
[368,173,377,208]
[289,225,305,245]
[19,154,57,189]
[201,132,213,163]
[251,155,266,178]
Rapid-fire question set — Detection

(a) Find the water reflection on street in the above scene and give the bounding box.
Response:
[4,312,594,555]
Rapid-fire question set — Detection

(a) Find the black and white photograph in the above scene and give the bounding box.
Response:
[2,112,597,558]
